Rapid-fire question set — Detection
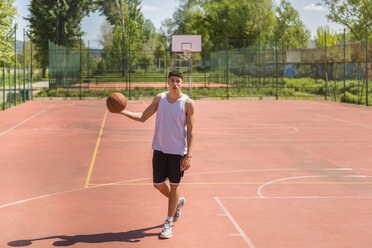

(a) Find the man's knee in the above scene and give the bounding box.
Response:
[170,184,179,191]
[154,182,166,190]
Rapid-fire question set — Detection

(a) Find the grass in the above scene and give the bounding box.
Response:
[34,76,371,106]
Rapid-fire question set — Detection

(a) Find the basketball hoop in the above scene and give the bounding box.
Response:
[182,49,192,60]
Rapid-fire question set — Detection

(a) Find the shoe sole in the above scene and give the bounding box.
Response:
[159,234,172,239]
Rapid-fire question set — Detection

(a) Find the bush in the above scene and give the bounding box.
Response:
[340,91,359,104]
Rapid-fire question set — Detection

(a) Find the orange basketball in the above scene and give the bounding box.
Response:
[106,93,127,113]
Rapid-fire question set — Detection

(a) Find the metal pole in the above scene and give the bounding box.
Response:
[87,40,90,78]
[30,38,33,100]
[189,56,193,98]
[224,19,229,100]
[2,62,4,110]
[56,0,59,45]
[129,37,131,100]
[8,68,10,108]
[14,25,17,106]
[23,28,26,102]
[275,40,278,100]
[366,25,369,106]
[164,51,167,88]
[282,38,284,89]
[343,28,346,98]
[79,36,82,100]
[325,30,327,100]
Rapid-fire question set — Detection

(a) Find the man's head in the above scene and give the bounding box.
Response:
[168,70,183,80]
[168,70,184,92]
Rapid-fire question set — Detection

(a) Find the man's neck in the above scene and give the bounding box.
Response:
[167,91,183,102]
[168,90,182,99]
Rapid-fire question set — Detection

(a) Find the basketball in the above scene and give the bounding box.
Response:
[106,93,127,113]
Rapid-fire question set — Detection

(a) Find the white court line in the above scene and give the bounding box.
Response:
[257,175,325,198]
[215,197,256,248]
[311,112,372,129]
[0,177,151,209]
[343,175,368,178]
[217,196,372,199]
[0,103,58,137]
[2,168,372,209]
[0,169,304,210]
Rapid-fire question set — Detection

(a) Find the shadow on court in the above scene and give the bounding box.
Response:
[7,224,162,246]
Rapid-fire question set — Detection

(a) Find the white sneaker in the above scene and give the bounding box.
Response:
[173,197,185,222]
[159,220,172,239]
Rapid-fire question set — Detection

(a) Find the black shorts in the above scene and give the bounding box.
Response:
[152,150,185,185]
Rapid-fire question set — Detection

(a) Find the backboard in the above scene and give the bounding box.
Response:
[171,35,202,53]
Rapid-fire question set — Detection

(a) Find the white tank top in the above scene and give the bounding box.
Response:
[152,92,190,155]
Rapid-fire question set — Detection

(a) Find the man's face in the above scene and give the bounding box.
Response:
[168,76,183,91]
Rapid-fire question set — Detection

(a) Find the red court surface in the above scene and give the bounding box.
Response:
[1,99,372,247]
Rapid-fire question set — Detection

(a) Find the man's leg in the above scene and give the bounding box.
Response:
[154,182,170,197]
[168,184,180,217]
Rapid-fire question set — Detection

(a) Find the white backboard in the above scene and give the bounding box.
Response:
[171,35,202,52]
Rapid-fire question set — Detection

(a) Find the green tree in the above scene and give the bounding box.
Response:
[274,0,310,48]
[27,0,93,77]
[314,25,341,48]
[98,0,145,75]
[138,54,151,72]
[0,0,17,65]
[167,0,277,56]
[144,19,156,42]
[322,0,371,41]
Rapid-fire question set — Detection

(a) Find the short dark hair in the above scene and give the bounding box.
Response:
[168,70,183,79]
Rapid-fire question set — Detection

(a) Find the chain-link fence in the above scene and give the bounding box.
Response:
[3,27,370,108]
[1,26,33,111]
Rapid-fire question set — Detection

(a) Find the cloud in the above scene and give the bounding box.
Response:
[142,5,161,12]
[304,3,327,11]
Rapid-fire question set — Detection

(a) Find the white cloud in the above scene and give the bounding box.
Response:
[304,3,327,11]
[142,5,161,12]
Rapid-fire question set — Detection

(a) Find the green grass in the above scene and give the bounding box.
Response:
[34,76,372,105]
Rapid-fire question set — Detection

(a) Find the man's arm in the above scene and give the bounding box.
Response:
[182,99,195,171]
[120,94,161,122]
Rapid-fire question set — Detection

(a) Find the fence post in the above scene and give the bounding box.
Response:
[282,39,284,90]
[30,37,33,100]
[128,37,131,100]
[23,28,26,102]
[343,28,346,98]
[366,25,368,106]
[14,25,17,106]
[8,68,10,108]
[2,62,4,110]
[223,19,229,100]
[275,40,278,100]
[324,31,328,100]
[79,36,82,100]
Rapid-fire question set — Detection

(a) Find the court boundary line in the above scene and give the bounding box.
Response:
[0,103,58,137]
[311,112,372,129]
[2,168,372,209]
[217,196,372,199]
[84,109,108,188]
[87,180,372,186]
[257,175,325,198]
[215,197,256,248]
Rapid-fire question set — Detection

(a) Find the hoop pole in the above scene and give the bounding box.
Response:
[189,56,192,98]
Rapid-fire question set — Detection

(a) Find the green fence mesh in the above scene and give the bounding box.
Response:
[48,41,80,88]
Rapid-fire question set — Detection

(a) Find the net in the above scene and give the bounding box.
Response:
[182,49,192,60]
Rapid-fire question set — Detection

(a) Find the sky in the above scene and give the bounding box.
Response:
[13,0,343,48]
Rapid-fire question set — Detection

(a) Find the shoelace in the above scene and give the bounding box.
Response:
[163,221,171,230]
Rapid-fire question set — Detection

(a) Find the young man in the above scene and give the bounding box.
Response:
[120,70,195,239]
